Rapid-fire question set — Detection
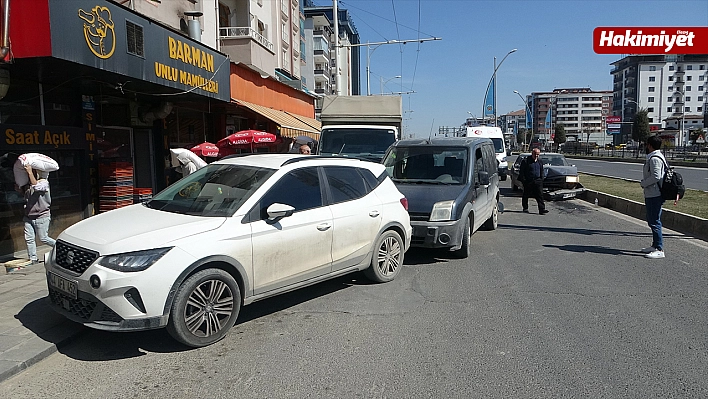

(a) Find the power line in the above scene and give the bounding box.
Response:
[339,0,437,39]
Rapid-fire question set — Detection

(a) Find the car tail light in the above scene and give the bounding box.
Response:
[400,197,409,211]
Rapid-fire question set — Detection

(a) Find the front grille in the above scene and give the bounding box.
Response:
[411,237,425,245]
[408,212,430,222]
[49,290,96,320]
[48,288,124,323]
[55,240,99,275]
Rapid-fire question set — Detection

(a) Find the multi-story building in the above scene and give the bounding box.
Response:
[499,109,526,147]
[528,88,611,145]
[303,1,361,116]
[610,54,708,145]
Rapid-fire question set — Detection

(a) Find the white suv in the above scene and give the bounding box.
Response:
[45,155,411,347]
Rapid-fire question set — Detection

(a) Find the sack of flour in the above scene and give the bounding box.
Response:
[170,148,207,169]
[13,153,59,187]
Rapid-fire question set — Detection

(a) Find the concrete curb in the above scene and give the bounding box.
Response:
[579,189,708,242]
[0,320,85,383]
[564,155,707,168]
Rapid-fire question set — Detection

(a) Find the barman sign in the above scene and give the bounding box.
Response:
[593,27,708,54]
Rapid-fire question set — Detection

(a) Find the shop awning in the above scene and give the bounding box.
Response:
[232,99,321,140]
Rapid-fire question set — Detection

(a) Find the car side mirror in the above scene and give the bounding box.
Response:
[266,203,295,224]
[479,171,490,186]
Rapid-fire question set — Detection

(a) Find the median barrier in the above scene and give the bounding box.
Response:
[580,189,708,242]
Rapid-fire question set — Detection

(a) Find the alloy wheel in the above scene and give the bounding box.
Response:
[184,279,234,338]
[377,236,402,277]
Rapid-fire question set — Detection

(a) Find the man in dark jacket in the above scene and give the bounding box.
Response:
[519,148,548,214]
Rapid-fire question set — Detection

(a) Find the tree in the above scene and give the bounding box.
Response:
[554,124,566,145]
[632,109,650,146]
[517,128,533,146]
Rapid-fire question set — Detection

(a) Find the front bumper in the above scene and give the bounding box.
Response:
[43,245,194,332]
[410,218,465,249]
[46,284,168,331]
[543,184,585,201]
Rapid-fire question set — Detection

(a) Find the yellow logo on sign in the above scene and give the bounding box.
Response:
[78,6,116,59]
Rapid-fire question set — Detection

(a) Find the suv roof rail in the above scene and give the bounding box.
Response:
[280,155,363,167]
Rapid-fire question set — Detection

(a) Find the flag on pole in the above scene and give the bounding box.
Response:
[484,77,495,116]
[545,109,552,129]
[525,100,532,129]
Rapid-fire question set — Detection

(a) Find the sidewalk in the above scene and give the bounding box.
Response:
[0,247,85,382]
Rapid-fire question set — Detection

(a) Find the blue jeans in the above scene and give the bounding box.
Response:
[644,196,665,251]
[23,216,56,261]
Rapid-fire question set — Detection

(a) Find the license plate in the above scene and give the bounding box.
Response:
[563,193,576,199]
[48,272,78,300]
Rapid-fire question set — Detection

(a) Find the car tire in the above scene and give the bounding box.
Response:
[364,230,404,283]
[483,198,499,230]
[453,216,471,259]
[167,268,241,348]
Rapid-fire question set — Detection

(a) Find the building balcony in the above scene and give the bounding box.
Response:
[314,69,329,83]
[314,49,328,63]
[674,70,685,76]
[219,27,274,53]
[674,79,685,84]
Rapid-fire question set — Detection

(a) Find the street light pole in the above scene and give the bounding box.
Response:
[380,75,401,95]
[514,90,532,149]
[483,48,517,125]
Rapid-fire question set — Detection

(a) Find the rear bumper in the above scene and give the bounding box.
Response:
[410,218,465,249]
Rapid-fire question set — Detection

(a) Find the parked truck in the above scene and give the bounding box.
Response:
[318,95,403,162]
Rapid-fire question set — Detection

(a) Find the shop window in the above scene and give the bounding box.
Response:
[126,21,145,58]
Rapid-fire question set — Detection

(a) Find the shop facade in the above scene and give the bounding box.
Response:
[0,0,230,258]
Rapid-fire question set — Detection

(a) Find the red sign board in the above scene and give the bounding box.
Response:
[605,116,621,123]
[594,27,708,54]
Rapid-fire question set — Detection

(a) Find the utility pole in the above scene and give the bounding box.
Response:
[333,0,340,95]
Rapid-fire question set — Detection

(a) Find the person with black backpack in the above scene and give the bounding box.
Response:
[640,135,667,259]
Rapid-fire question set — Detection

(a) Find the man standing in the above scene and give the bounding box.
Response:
[640,135,666,259]
[17,164,56,264]
[519,148,548,214]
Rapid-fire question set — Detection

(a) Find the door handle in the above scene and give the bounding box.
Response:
[317,223,331,231]
[369,210,380,217]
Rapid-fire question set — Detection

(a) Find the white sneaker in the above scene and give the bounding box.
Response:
[640,246,656,254]
[645,250,665,259]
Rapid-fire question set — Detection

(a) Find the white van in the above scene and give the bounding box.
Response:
[462,126,508,180]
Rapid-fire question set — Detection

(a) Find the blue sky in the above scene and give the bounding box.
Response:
[311,0,708,137]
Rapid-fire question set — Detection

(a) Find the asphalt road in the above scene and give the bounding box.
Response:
[565,157,708,192]
[2,187,708,398]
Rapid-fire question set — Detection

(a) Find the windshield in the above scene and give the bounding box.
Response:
[541,155,568,166]
[383,146,468,184]
[491,138,505,154]
[320,128,397,159]
[145,164,275,216]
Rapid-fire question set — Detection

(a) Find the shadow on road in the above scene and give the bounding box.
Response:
[403,248,453,265]
[542,244,645,257]
[23,273,365,361]
[499,223,682,240]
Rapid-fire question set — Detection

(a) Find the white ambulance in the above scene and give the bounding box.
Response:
[461,126,508,180]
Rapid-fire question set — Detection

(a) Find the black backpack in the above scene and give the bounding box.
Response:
[651,156,685,201]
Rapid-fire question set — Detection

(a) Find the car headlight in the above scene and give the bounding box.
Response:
[98,247,172,272]
[565,176,579,183]
[430,200,454,222]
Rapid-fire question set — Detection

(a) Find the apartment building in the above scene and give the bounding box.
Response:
[303,0,362,116]
[528,88,611,145]
[610,54,708,145]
